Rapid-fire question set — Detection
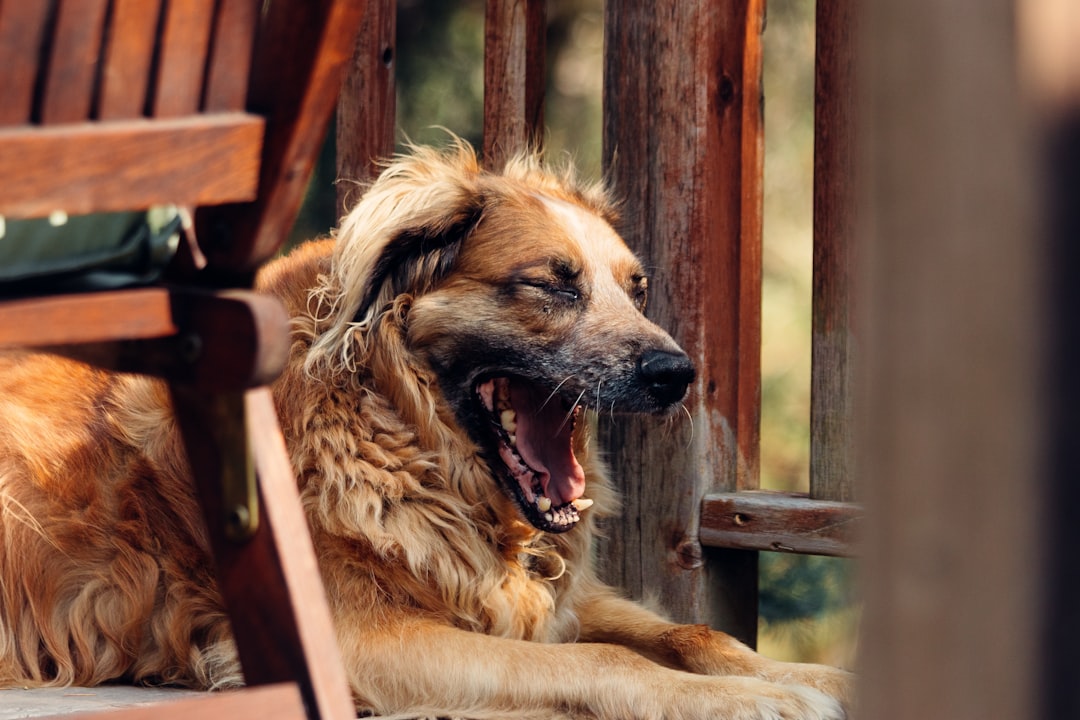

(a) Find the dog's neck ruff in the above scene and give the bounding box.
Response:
[476,377,592,532]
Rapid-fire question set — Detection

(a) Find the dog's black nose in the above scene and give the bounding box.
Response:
[637,349,695,407]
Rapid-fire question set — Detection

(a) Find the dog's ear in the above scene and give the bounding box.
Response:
[351,194,485,322]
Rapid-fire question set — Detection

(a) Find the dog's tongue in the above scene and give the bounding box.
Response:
[508,379,585,506]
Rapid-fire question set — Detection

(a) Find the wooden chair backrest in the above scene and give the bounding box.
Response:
[0,0,363,275]
[0,1,262,219]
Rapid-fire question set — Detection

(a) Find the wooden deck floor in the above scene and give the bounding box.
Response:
[0,686,205,719]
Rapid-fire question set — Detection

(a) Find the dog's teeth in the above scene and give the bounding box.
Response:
[571,498,593,511]
[508,433,516,445]
[537,495,552,512]
[544,512,554,522]
[500,409,517,432]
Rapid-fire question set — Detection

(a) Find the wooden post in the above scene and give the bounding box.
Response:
[482,0,545,168]
[810,0,856,502]
[858,0,1048,717]
[336,0,396,211]
[600,0,764,644]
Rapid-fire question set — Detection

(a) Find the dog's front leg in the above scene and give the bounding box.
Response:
[342,615,844,720]
[575,585,854,714]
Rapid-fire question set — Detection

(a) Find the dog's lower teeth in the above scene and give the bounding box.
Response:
[537,495,552,512]
[571,498,593,511]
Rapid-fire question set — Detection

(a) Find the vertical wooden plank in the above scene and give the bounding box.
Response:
[599,0,764,644]
[1040,110,1080,720]
[98,0,162,120]
[153,0,215,117]
[336,0,396,213]
[482,0,545,169]
[859,0,1043,718]
[197,0,368,272]
[0,2,51,125]
[39,0,110,124]
[739,0,765,491]
[203,0,259,112]
[1018,5,1080,717]
[809,0,856,502]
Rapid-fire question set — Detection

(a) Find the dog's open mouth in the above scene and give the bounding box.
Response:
[475,377,593,533]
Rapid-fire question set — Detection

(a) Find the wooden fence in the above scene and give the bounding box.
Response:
[333,1,1080,718]
[333,0,861,648]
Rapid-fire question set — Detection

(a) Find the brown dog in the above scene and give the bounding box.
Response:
[0,142,851,718]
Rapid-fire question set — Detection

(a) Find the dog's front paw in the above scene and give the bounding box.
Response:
[656,675,846,720]
[766,663,854,717]
[736,677,846,720]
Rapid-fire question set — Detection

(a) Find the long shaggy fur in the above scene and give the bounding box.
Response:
[0,140,851,719]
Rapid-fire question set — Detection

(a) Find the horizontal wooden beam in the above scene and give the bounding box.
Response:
[0,288,289,391]
[0,114,263,219]
[699,491,862,557]
[0,288,178,345]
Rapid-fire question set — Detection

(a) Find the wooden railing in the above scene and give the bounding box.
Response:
[334,0,859,646]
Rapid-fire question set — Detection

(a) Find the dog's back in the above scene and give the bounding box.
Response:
[0,353,238,688]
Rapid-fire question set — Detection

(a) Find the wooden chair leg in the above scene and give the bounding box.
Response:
[170,387,354,720]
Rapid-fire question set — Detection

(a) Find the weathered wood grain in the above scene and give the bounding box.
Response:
[700,491,861,557]
[599,0,765,645]
[336,0,396,211]
[810,0,857,502]
[482,0,545,168]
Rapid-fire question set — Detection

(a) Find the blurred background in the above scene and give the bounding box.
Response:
[294,0,857,668]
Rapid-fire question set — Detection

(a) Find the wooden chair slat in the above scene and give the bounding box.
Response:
[153,0,216,117]
[482,0,546,168]
[39,0,110,124]
[0,114,264,219]
[98,0,163,120]
[197,0,369,272]
[0,289,177,347]
[203,0,259,112]
[5,291,289,394]
[0,3,51,125]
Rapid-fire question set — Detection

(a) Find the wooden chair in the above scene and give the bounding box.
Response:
[0,2,366,719]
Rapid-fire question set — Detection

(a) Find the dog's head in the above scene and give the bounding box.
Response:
[312,141,694,533]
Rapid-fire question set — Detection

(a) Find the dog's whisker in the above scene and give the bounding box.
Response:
[679,402,695,450]
[539,376,574,413]
[555,388,588,437]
